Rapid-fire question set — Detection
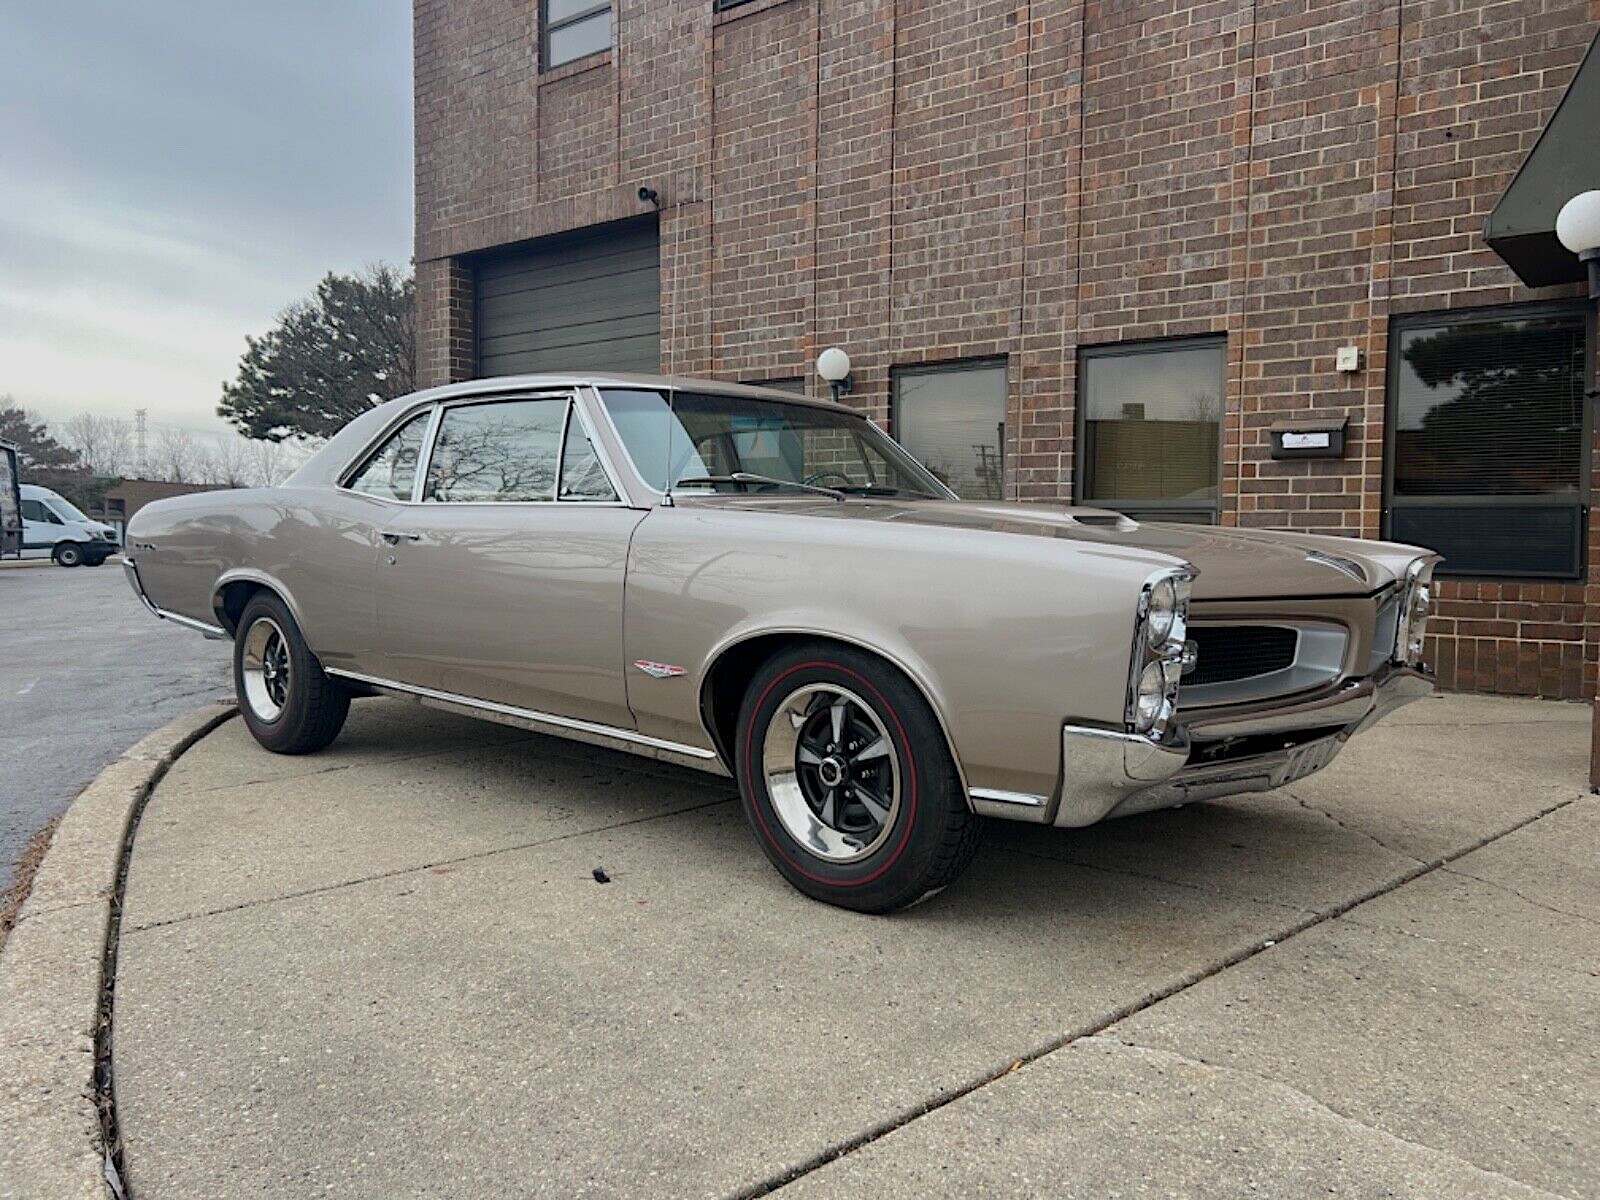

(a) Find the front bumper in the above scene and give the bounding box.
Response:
[1049,664,1433,827]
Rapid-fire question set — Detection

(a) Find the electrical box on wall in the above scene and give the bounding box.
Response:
[1270,417,1348,460]
[1335,345,1363,372]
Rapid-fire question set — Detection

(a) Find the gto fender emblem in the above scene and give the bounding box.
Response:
[633,660,686,679]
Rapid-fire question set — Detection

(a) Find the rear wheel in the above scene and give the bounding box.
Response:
[735,642,982,913]
[234,593,349,754]
[53,542,83,567]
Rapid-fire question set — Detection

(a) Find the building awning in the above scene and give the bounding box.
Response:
[1485,31,1600,288]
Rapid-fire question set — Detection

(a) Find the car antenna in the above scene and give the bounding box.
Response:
[662,384,677,507]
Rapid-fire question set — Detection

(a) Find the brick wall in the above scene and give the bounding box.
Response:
[415,0,1600,698]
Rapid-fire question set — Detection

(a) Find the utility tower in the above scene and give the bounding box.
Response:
[134,409,147,477]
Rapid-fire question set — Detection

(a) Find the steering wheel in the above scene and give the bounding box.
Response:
[803,471,855,488]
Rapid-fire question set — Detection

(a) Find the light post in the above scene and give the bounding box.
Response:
[1557,190,1600,300]
[816,347,853,405]
[1559,191,1600,791]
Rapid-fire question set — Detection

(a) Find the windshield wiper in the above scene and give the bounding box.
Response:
[834,485,939,499]
[672,473,846,501]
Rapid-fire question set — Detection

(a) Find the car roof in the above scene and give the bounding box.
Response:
[403,373,859,416]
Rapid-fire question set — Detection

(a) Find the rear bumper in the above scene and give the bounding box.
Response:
[124,557,159,615]
[1048,664,1433,827]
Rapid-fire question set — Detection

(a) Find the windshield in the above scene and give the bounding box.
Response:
[48,495,90,523]
[598,389,952,499]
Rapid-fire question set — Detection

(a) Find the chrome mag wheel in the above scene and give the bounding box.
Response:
[761,682,901,863]
[241,616,292,722]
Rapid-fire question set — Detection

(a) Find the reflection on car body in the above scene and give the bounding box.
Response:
[124,375,1438,912]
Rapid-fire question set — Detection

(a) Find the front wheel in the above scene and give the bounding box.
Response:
[53,542,83,567]
[735,643,982,913]
[234,593,349,754]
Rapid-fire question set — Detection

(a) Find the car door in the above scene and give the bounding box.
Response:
[303,405,437,674]
[375,392,644,730]
[20,498,61,559]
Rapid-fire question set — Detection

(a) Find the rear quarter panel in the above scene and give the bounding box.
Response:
[624,504,1187,799]
[126,486,393,670]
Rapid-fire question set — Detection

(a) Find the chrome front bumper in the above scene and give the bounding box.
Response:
[1049,664,1434,828]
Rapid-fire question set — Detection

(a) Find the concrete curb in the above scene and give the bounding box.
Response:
[0,703,235,1200]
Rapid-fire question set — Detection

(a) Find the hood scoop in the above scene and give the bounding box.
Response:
[1303,548,1370,586]
[1068,512,1139,531]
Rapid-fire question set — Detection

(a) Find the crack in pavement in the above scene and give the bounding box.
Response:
[123,794,739,934]
[1092,1036,1575,1199]
[728,792,1583,1200]
[1006,845,1317,918]
[1286,788,1427,865]
[1438,864,1600,929]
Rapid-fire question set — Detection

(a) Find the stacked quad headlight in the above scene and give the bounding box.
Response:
[1396,558,1436,665]
[1127,569,1195,741]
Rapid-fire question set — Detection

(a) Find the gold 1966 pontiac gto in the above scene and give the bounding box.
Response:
[124,375,1438,911]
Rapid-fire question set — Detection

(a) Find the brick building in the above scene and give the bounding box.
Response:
[414,0,1600,698]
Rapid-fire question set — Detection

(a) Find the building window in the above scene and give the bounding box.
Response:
[891,360,1007,500]
[1078,337,1224,523]
[542,0,611,71]
[744,378,806,396]
[1386,304,1592,579]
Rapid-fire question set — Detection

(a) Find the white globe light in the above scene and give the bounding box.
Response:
[1556,190,1600,255]
[816,347,852,383]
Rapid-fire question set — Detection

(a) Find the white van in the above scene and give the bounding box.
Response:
[19,483,120,567]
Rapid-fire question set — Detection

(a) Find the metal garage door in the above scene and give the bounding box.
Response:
[475,217,660,377]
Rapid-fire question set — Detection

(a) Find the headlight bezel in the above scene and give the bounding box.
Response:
[1126,566,1196,740]
[1396,557,1437,666]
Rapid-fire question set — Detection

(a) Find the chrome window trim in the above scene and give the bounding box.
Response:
[336,391,630,510]
[324,667,725,774]
[591,384,957,504]
[410,402,445,503]
[559,393,621,502]
[336,403,438,499]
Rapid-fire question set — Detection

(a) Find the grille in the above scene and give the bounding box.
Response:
[1186,626,1298,687]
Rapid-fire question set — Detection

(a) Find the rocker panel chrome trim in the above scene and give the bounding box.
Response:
[324,668,729,776]
[969,786,1051,824]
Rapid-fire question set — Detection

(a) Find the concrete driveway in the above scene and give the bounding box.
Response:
[112,693,1596,1198]
[0,562,230,892]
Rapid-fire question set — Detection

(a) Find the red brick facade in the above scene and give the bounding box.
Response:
[414,0,1600,698]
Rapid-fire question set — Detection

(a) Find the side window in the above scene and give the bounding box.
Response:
[21,499,54,523]
[424,398,566,503]
[558,406,617,501]
[347,411,430,500]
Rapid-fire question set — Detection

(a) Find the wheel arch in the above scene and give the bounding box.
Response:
[212,569,306,639]
[698,628,972,807]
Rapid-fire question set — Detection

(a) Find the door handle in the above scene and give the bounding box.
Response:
[380,531,421,545]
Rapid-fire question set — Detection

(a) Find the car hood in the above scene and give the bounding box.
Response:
[691,496,1429,598]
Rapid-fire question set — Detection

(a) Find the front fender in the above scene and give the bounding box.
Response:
[623,505,1182,803]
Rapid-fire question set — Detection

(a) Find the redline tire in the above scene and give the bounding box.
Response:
[233,593,350,755]
[735,642,982,913]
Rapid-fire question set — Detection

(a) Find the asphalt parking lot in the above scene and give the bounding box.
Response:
[0,562,230,893]
[111,691,1597,1198]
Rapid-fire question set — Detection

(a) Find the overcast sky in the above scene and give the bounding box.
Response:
[0,1,413,440]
